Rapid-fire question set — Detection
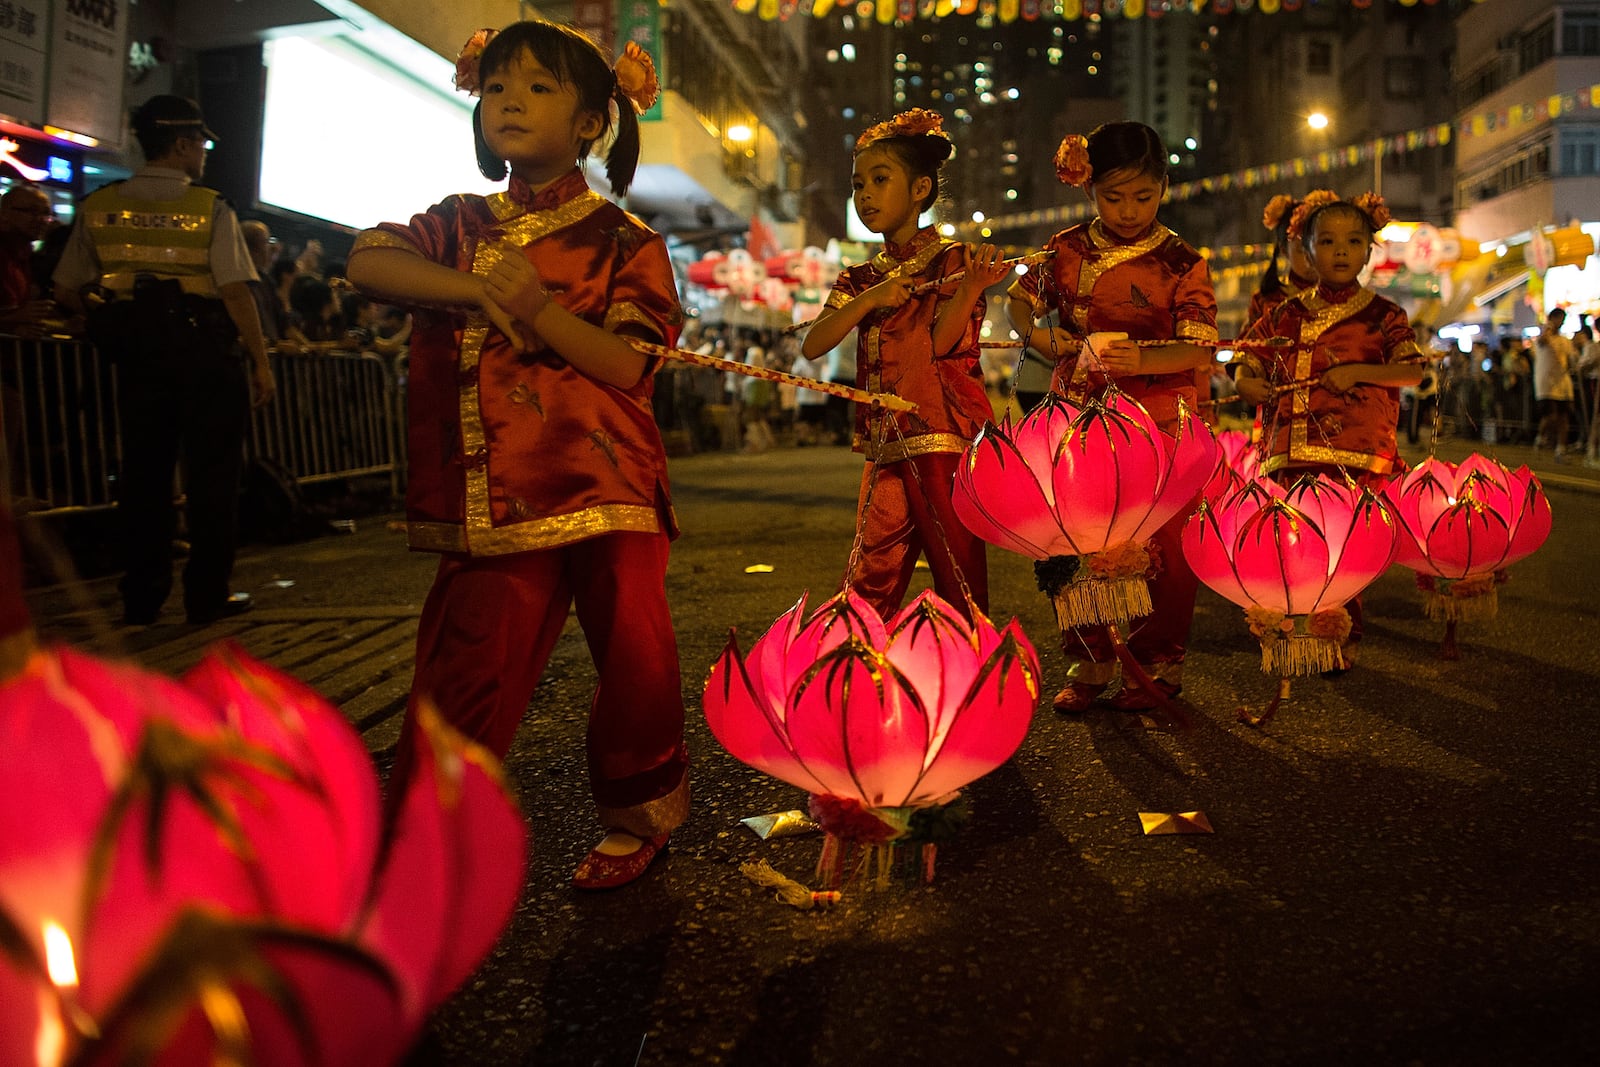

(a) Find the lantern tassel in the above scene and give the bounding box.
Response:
[1260,634,1342,676]
[1107,622,1188,728]
[739,859,841,910]
[1051,576,1153,628]
[1423,587,1498,624]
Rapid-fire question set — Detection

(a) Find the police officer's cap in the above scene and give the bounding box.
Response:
[131,95,218,143]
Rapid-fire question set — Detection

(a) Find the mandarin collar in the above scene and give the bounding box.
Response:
[508,169,589,211]
[1316,281,1361,304]
[882,226,938,262]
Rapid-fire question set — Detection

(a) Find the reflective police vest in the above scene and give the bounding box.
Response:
[83,183,220,298]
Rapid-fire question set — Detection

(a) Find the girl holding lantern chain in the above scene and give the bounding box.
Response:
[800,108,1010,624]
[1234,190,1425,667]
[1005,121,1219,714]
[347,20,687,891]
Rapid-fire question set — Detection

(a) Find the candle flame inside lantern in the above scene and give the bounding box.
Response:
[42,922,77,989]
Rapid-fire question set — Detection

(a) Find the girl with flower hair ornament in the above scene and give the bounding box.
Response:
[346,20,688,890]
[801,108,1010,622]
[1244,191,1323,333]
[1005,120,1219,713]
[1234,191,1425,667]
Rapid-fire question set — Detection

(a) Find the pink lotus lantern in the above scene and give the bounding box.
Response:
[955,390,1219,624]
[1385,454,1552,658]
[0,642,526,1066]
[953,389,1218,715]
[1182,474,1399,724]
[1203,428,1264,503]
[704,588,1039,886]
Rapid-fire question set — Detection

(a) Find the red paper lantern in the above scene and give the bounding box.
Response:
[704,588,1038,883]
[0,644,526,1065]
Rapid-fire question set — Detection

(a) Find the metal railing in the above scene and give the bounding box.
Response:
[1,334,406,518]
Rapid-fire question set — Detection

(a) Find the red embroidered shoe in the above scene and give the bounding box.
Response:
[1052,683,1106,714]
[572,833,670,891]
[1108,678,1181,712]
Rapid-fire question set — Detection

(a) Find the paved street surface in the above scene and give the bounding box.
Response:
[24,436,1600,1066]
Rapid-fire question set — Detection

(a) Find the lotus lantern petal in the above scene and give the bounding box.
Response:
[0,643,526,1065]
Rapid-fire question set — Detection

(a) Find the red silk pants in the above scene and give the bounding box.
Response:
[389,531,689,838]
[852,452,989,622]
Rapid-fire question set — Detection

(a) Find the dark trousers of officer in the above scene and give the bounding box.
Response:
[111,303,249,621]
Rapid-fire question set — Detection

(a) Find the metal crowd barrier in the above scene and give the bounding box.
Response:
[1,334,406,519]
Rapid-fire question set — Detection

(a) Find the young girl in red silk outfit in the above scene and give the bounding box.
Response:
[346,21,686,890]
[1005,121,1219,713]
[801,109,1009,623]
[1234,191,1424,666]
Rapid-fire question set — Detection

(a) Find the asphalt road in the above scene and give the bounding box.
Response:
[24,443,1600,1066]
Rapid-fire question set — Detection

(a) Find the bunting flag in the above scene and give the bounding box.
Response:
[972,79,1600,233]
[734,0,1485,25]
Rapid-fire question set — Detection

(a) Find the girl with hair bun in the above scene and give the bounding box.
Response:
[801,108,1009,623]
[347,19,688,890]
[1006,120,1219,714]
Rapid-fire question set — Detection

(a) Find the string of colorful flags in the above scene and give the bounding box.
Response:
[731,0,1486,25]
[974,81,1600,234]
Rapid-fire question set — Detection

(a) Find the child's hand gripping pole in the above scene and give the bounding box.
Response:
[781,249,1056,336]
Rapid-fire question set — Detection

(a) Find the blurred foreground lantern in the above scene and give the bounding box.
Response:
[1385,455,1551,659]
[0,643,526,1066]
[1182,475,1398,725]
[704,589,1038,887]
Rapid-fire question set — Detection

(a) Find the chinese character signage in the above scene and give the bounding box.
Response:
[618,0,662,123]
[0,0,49,125]
[46,0,130,147]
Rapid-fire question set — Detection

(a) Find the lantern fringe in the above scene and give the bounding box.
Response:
[1260,633,1342,676]
[1051,575,1153,628]
[739,858,840,910]
[813,836,939,889]
[1416,573,1501,623]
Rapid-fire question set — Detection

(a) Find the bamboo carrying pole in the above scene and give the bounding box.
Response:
[629,340,918,412]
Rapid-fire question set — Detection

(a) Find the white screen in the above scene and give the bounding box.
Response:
[259,36,500,229]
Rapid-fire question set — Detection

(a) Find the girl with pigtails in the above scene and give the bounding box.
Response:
[347,20,687,890]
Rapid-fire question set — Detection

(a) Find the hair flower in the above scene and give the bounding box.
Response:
[855,108,947,152]
[1054,134,1092,187]
[1350,190,1391,231]
[1262,194,1297,232]
[453,28,498,96]
[614,40,660,113]
[1285,188,1341,241]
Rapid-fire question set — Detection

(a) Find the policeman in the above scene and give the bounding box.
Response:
[54,95,275,625]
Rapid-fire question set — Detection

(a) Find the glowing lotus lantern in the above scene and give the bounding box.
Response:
[1182,474,1399,724]
[1385,454,1551,658]
[954,390,1219,625]
[1203,428,1264,503]
[0,643,526,1065]
[704,588,1038,886]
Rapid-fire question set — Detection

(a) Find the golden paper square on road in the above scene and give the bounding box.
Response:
[1139,811,1214,835]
